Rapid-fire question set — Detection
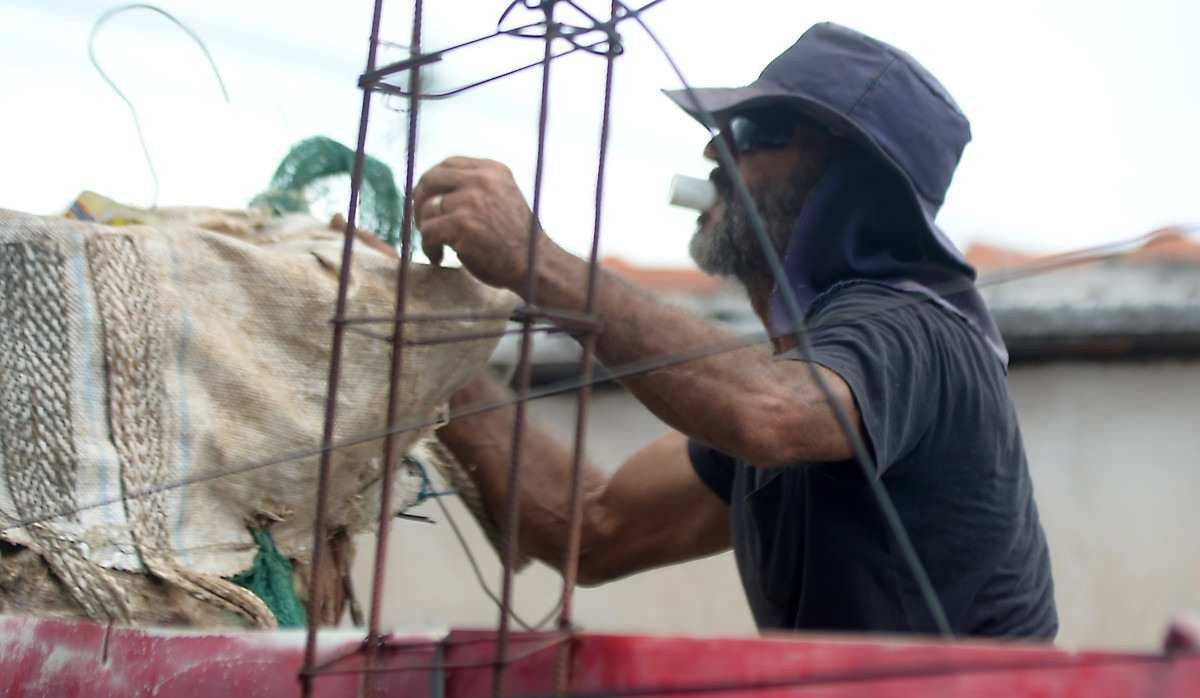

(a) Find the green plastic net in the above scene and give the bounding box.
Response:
[250,136,403,245]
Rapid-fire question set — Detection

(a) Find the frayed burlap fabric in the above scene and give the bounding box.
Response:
[0,207,515,626]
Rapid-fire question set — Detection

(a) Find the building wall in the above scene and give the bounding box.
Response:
[1006,360,1200,649]
[355,361,1200,650]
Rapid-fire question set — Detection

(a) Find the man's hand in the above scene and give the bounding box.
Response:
[413,156,550,293]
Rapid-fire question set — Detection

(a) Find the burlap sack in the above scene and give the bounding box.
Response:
[0,207,516,626]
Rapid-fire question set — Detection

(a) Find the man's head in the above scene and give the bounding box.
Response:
[688,109,834,297]
[666,22,975,299]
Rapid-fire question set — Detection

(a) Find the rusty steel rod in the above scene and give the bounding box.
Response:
[300,0,386,689]
[362,0,425,694]
[300,0,387,695]
[493,4,558,697]
[555,2,620,692]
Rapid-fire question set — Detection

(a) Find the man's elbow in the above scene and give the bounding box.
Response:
[726,400,799,467]
[570,502,622,587]
[575,557,614,587]
[727,401,855,467]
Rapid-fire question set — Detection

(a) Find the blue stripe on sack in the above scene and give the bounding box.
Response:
[168,244,195,564]
[71,240,122,531]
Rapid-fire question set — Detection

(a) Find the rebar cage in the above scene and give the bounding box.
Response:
[302,2,635,695]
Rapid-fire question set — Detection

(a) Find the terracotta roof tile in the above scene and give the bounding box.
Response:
[604,226,1200,295]
[966,225,1200,272]
[1126,226,1200,265]
[964,243,1040,273]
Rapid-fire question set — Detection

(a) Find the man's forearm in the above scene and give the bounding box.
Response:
[436,370,610,570]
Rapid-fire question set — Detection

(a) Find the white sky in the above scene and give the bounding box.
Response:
[1,0,1197,267]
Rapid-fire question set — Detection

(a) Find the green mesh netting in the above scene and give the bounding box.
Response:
[249,136,403,245]
[227,528,308,628]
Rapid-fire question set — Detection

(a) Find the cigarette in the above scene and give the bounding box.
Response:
[668,174,718,212]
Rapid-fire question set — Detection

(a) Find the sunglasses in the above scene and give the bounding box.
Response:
[721,109,799,156]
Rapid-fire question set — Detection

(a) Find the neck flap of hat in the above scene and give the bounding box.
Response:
[767,148,1008,367]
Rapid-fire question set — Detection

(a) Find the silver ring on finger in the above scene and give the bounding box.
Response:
[430,194,445,216]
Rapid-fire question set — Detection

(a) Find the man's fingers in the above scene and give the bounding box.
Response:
[412,164,472,212]
[413,157,489,194]
[440,155,488,169]
[419,213,464,267]
[415,188,471,229]
[422,237,444,266]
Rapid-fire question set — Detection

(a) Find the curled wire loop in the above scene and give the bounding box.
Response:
[88,3,230,208]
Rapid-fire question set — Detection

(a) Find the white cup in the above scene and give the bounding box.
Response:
[668,174,718,212]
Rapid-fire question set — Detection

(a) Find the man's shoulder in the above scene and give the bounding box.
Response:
[806,280,953,331]
[803,280,1003,377]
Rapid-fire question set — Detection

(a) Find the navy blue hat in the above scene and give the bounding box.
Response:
[664,22,974,265]
[665,22,1008,365]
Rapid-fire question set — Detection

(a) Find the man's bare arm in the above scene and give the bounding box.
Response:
[414,157,861,466]
[535,248,857,466]
[437,371,729,585]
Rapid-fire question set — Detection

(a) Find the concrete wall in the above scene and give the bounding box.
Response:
[1006,360,1200,649]
[354,361,1200,650]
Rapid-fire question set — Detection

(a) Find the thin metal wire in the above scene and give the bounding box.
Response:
[428,488,562,632]
[346,323,574,347]
[1,223,1189,537]
[338,305,602,331]
[88,3,230,209]
[617,0,955,637]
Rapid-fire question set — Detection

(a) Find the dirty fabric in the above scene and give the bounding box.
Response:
[0,204,516,626]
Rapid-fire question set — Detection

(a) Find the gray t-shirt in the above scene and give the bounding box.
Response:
[689,283,1057,638]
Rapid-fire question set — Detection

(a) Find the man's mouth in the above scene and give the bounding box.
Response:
[709,167,734,204]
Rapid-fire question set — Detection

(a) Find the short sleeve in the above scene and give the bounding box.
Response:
[781,284,941,474]
[687,438,736,504]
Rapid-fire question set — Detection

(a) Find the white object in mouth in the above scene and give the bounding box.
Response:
[668,174,718,212]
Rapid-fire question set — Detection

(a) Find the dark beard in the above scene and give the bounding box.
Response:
[689,165,818,292]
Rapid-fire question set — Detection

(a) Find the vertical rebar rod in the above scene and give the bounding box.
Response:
[493,4,557,697]
[363,0,424,695]
[554,3,618,693]
[300,0,387,694]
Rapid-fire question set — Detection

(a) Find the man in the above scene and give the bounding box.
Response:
[412,23,1057,638]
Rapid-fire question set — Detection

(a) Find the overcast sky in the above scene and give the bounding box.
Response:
[2,0,1197,267]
